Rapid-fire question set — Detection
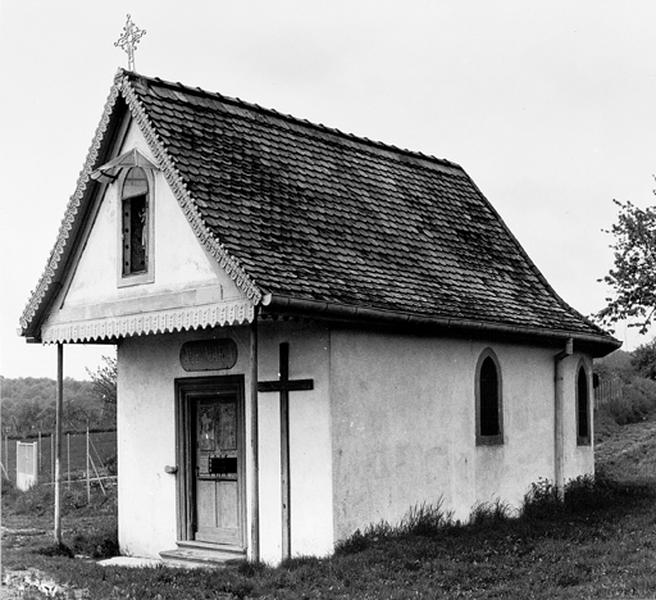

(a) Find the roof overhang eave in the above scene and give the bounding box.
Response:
[261,293,621,358]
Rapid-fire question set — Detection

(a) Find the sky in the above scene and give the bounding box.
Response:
[0,1,655,380]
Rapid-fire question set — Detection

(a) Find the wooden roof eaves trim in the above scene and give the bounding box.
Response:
[19,82,124,338]
[119,74,263,306]
[261,293,622,357]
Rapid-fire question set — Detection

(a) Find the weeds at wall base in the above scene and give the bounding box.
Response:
[336,474,653,556]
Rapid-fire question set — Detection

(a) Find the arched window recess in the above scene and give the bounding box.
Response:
[475,348,504,446]
[576,361,591,446]
[93,149,158,286]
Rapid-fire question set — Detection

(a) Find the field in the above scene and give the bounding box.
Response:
[3,420,656,599]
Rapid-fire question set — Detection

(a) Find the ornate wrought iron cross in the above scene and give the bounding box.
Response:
[114,14,146,71]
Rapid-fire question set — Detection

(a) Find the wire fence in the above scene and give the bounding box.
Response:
[0,429,116,488]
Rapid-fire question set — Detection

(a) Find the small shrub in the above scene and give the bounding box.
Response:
[335,499,452,554]
[522,474,650,520]
[401,500,453,536]
[9,484,54,516]
[334,520,394,555]
[70,525,119,558]
[1,476,15,496]
[522,477,562,520]
[469,498,511,526]
[105,454,117,476]
[563,475,610,512]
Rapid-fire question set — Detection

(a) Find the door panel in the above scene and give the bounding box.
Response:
[192,393,242,546]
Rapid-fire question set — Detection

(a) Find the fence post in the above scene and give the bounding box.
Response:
[50,434,54,483]
[38,431,42,477]
[86,426,91,505]
[67,432,71,490]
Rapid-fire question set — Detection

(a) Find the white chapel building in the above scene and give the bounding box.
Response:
[20,70,619,565]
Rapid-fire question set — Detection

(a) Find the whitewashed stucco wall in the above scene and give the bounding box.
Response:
[328,329,593,542]
[117,321,333,563]
[117,326,252,558]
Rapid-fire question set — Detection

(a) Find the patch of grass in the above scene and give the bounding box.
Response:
[335,500,453,555]
[3,482,117,518]
[401,499,454,536]
[470,498,512,526]
[35,542,74,558]
[334,520,393,555]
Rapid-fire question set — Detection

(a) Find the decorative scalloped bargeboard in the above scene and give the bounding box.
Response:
[40,300,255,344]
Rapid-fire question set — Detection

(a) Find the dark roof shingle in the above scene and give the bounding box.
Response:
[128,72,607,337]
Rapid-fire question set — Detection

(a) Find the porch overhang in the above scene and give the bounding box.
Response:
[39,299,255,344]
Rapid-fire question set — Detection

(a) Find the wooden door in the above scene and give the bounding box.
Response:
[190,389,244,547]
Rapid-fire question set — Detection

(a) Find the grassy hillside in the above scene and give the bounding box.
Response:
[596,416,656,481]
[0,376,112,435]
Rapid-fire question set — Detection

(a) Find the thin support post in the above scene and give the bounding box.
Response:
[66,433,71,490]
[38,431,42,478]
[3,435,8,471]
[249,310,260,562]
[86,426,91,504]
[50,434,54,483]
[279,345,291,562]
[54,343,64,545]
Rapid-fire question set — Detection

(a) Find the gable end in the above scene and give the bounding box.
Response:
[19,71,262,340]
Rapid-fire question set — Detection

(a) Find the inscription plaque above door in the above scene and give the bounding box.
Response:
[180,339,238,372]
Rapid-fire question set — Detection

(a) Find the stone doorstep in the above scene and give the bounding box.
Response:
[97,556,163,569]
[159,541,246,569]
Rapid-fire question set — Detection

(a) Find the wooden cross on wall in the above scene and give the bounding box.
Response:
[257,342,313,561]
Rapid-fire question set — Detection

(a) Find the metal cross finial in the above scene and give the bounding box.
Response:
[114,14,146,71]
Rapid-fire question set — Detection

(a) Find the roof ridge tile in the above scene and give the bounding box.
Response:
[123,70,463,172]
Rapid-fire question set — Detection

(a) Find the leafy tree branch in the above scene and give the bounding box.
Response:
[597,198,656,334]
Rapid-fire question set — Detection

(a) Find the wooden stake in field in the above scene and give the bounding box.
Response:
[86,426,91,504]
[37,431,42,477]
[66,432,71,490]
[54,343,64,545]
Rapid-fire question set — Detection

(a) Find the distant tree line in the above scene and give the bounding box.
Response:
[1,357,116,437]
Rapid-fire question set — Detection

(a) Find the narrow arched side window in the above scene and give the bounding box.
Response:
[475,349,503,446]
[121,167,149,276]
[576,363,591,446]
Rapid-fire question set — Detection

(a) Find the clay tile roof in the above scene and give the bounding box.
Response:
[20,69,619,350]
[126,72,611,338]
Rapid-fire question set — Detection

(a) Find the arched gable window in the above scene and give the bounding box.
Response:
[121,167,149,276]
[475,349,503,445]
[576,363,591,445]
